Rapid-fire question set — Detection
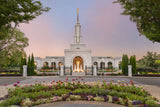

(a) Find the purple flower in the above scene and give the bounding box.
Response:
[104,96,109,102]
[112,96,119,102]
[132,100,141,105]
[14,83,17,87]
[17,81,20,84]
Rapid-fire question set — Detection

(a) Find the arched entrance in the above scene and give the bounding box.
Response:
[73,56,83,72]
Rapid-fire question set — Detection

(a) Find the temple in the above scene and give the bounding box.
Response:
[34,8,122,73]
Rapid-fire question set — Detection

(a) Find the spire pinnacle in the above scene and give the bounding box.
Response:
[77,8,79,23]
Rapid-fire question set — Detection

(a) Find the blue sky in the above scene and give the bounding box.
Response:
[20,0,160,59]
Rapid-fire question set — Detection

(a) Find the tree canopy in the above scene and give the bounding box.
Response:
[0,0,50,31]
[0,29,28,67]
[0,0,50,67]
[137,51,160,69]
[114,0,160,43]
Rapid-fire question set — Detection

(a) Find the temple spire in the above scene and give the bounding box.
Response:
[77,8,79,23]
[74,8,81,44]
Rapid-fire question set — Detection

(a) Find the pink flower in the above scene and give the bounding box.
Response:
[79,76,81,78]
[81,78,83,80]
[72,79,75,81]
[17,81,20,84]
[30,84,32,86]
[14,83,17,87]
[53,97,58,102]
[49,86,52,88]
[4,84,7,86]
[88,98,91,101]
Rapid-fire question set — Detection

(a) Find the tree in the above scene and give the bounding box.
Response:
[20,56,24,73]
[122,54,128,75]
[0,0,50,37]
[0,29,28,67]
[31,53,35,68]
[27,54,36,76]
[31,53,36,75]
[137,51,160,68]
[114,0,160,43]
[27,55,31,75]
[130,55,137,74]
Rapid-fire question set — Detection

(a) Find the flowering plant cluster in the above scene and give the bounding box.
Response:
[0,78,159,107]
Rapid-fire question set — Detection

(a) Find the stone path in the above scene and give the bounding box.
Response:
[35,101,125,107]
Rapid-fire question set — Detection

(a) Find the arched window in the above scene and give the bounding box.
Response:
[100,62,105,69]
[93,62,98,69]
[51,62,56,69]
[43,62,49,69]
[108,62,113,69]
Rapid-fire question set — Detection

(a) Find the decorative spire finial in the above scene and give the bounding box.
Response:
[77,8,79,23]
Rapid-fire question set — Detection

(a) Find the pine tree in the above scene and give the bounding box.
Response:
[23,57,27,65]
[20,56,23,73]
[130,55,137,75]
[31,53,34,67]
[122,54,128,75]
[133,55,137,74]
[27,55,31,76]
[31,53,36,75]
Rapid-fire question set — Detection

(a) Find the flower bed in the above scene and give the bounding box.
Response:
[0,78,159,107]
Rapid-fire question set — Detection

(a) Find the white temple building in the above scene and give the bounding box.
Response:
[35,9,122,72]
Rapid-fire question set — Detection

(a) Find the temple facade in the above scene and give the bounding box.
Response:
[35,9,122,71]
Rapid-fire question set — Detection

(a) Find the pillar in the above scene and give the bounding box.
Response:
[60,65,64,76]
[23,65,27,77]
[93,65,97,76]
[128,65,132,77]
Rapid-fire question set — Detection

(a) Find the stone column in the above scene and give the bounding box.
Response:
[128,65,132,77]
[23,65,27,77]
[53,67,54,72]
[93,65,97,76]
[60,65,64,76]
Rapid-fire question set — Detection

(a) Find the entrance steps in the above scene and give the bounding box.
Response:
[72,71,85,76]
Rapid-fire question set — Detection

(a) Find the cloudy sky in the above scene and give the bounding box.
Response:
[19,0,160,59]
